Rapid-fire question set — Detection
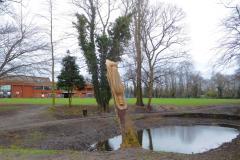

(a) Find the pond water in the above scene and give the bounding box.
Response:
[90,125,239,154]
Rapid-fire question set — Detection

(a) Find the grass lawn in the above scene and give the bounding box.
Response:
[0,106,21,111]
[0,98,239,106]
[0,147,58,155]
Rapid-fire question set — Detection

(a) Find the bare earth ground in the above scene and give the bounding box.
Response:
[0,104,240,159]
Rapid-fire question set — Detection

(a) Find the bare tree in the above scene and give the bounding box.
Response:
[38,0,58,106]
[121,39,138,97]
[122,62,137,97]
[141,4,187,109]
[178,60,194,97]
[0,0,10,14]
[0,0,20,14]
[48,0,56,107]
[133,0,147,106]
[95,0,117,34]
[120,0,133,16]
[0,24,48,78]
[213,73,227,98]
[217,4,240,66]
[189,72,202,98]
[120,0,141,102]
[0,1,48,79]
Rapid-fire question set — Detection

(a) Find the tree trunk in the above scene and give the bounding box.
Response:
[92,73,101,105]
[147,129,153,150]
[137,130,143,146]
[237,86,240,98]
[132,79,137,97]
[50,0,55,108]
[147,68,153,111]
[106,59,140,149]
[218,87,223,98]
[68,89,72,107]
[134,0,144,106]
[102,101,110,112]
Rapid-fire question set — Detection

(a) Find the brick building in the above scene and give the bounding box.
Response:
[61,84,94,98]
[0,75,94,98]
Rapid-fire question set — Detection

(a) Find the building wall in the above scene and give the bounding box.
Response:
[12,85,34,98]
[7,84,94,98]
[8,84,45,98]
[23,85,33,98]
[12,85,24,98]
[32,89,62,98]
[76,84,94,97]
[0,78,94,98]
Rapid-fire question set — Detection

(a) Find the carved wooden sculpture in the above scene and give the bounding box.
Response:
[106,60,127,110]
[106,59,139,148]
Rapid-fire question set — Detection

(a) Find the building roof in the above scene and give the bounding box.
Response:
[0,75,51,86]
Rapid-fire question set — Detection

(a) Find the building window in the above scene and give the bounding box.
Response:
[33,86,52,90]
[43,86,51,90]
[33,86,44,90]
[0,85,11,92]
[0,85,11,98]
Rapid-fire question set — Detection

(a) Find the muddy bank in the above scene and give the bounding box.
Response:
[0,105,240,159]
[1,115,240,154]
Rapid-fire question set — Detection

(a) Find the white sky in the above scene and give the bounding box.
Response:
[15,0,236,78]
[161,0,233,77]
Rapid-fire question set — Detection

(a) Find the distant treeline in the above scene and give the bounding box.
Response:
[124,61,240,99]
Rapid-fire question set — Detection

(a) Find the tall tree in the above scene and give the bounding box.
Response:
[46,0,56,107]
[73,0,131,111]
[141,3,187,109]
[0,0,47,78]
[0,0,19,14]
[133,0,145,106]
[218,4,240,65]
[213,73,227,98]
[57,54,85,107]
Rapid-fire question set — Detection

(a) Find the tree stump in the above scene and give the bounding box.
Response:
[106,59,140,148]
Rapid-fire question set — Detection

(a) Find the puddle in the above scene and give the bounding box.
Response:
[90,125,239,154]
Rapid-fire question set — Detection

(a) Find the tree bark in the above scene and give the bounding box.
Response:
[147,68,153,111]
[49,0,55,107]
[68,89,72,107]
[134,0,144,106]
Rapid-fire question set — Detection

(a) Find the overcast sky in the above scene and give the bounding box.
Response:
[162,0,234,77]
[16,0,236,78]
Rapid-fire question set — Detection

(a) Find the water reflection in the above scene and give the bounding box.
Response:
[91,125,239,154]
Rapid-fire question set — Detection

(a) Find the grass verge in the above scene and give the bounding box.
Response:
[0,147,58,155]
[0,106,21,111]
[0,98,239,106]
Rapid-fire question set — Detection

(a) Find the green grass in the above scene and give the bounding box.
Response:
[0,106,21,111]
[128,98,240,106]
[0,147,58,155]
[0,98,97,105]
[0,98,239,106]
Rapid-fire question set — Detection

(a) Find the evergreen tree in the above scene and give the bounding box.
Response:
[57,55,85,107]
[74,9,131,111]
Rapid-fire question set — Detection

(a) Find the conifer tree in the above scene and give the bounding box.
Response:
[57,55,85,107]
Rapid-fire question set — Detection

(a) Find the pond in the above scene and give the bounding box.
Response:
[90,125,239,154]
